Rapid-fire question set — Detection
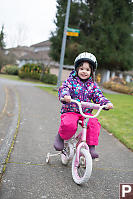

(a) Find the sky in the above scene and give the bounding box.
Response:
[0,0,57,49]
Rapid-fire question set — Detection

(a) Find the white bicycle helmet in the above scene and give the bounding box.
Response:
[74,52,98,71]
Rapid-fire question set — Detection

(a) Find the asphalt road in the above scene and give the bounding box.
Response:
[0,78,133,199]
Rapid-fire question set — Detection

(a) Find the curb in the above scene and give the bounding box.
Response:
[0,84,6,114]
[0,89,21,176]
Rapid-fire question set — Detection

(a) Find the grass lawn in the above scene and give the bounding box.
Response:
[98,93,133,151]
[39,86,133,151]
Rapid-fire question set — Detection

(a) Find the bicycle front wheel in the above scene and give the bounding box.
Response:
[72,148,92,184]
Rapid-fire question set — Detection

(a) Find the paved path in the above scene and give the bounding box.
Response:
[0,79,133,199]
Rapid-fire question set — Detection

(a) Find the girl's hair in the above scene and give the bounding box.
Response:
[76,61,93,77]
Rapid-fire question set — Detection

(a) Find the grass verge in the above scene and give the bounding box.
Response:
[0,74,44,85]
[38,86,58,97]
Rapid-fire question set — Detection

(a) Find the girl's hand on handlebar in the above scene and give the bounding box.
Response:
[106,103,113,109]
[64,95,71,103]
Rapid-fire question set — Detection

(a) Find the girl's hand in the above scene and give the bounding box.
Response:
[64,95,71,103]
[106,103,114,109]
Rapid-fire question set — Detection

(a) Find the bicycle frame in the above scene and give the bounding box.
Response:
[46,98,107,165]
[61,98,107,167]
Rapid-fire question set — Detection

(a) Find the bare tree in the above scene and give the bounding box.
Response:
[9,23,29,47]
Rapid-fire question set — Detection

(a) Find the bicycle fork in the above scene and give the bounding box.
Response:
[75,118,90,167]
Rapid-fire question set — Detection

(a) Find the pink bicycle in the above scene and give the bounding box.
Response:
[46,99,108,185]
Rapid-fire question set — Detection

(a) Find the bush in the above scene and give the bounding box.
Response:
[18,71,25,79]
[18,63,57,84]
[41,73,57,85]
[3,65,18,75]
[18,63,50,80]
[103,80,133,95]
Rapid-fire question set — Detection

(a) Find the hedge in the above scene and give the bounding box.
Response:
[18,63,57,85]
[41,73,57,85]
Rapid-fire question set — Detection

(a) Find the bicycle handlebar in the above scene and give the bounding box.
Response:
[61,98,107,118]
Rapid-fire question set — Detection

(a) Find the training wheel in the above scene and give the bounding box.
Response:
[46,153,50,163]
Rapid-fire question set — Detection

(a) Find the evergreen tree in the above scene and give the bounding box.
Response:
[0,25,5,49]
[50,0,133,71]
[86,0,133,71]
[0,25,6,71]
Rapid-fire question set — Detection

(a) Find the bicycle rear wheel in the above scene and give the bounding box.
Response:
[72,148,92,184]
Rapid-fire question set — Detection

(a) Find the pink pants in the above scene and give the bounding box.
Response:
[58,112,101,146]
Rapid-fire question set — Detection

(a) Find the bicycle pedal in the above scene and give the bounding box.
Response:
[62,148,67,156]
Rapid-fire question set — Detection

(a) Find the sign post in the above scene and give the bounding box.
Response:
[57,0,71,88]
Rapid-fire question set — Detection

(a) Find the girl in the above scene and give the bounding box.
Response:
[54,52,113,159]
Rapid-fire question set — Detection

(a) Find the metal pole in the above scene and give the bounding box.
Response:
[57,0,71,88]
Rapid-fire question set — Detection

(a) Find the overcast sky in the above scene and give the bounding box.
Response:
[0,0,57,48]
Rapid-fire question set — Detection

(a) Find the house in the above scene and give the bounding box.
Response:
[18,40,59,68]
[4,40,58,68]
[4,46,33,65]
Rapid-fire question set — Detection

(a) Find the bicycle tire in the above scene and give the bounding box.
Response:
[72,148,92,184]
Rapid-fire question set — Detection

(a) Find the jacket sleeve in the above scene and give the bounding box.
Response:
[92,82,111,105]
[58,78,72,101]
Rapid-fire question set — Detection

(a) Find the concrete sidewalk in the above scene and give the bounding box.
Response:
[0,80,133,199]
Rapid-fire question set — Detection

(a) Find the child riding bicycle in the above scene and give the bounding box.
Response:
[54,52,113,159]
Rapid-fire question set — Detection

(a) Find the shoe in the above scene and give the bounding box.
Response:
[89,145,99,159]
[54,134,64,151]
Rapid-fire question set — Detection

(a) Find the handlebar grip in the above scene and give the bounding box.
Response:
[81,102,100,110]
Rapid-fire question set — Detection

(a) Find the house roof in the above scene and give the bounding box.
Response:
[30,40,51,48]
[5,46,33,58]
[5,40,58,66]
[19,50,52,61]
[18,40,53,62]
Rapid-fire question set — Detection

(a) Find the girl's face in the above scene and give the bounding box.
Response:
[78,62,91,80]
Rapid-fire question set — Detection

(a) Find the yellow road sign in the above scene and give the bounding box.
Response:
[67,32,79,37]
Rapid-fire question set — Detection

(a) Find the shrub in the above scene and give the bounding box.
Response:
[3,65,18,75]
[18,63,57,84]
[110,76,126,85]
[18,71,25,79]
[18,63,50,80]
[41,73,57,85]
[103,80,133,95]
